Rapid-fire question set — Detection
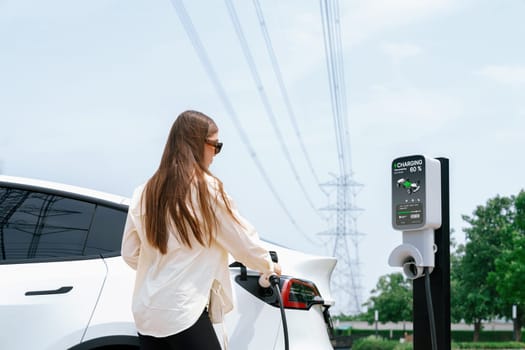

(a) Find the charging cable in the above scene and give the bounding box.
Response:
[259,274,289,350]
[424,267,438,350]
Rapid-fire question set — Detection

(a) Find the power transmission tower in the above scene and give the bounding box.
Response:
[320,173,364,315]
[319,0,364,315]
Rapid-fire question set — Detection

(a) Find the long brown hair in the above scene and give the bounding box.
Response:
[142,110,236,253]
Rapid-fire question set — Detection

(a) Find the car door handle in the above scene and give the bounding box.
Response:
[25,286,73,296]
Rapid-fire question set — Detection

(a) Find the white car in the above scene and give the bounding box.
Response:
[0,175,336,350]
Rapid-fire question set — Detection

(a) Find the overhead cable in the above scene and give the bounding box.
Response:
[169,0,319,245]
[320,0,364,314]
[333,1,353,173]
[224,0,326,220]
[252,0,329,196]
[320,0,350,176]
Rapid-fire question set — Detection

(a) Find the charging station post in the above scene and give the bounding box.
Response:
[388,156,451,349]
[413,158,450,350]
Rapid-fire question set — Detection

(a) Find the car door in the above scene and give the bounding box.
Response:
[0,186,109,350]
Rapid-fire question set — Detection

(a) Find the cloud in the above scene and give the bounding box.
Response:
[476,65,525,85]
[1,0,108,20]
[273,0,464,83]
[380,42,422,61]
[350,86,463,134]
[342,0,464,47]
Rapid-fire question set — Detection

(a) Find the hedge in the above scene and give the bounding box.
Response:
[335,328,523,342]
[351,337,525,350]
[453,342,525,349]
[352,336,411,350]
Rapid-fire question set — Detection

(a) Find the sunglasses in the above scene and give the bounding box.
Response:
[205,139,223,155]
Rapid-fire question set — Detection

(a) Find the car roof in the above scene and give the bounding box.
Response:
[0,175,130,207]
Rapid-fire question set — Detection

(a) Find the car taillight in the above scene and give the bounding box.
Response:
[231,264,325,311]
[280,277,324,310]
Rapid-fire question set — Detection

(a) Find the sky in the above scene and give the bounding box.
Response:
[1,0,525,314]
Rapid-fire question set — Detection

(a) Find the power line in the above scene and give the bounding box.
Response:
[252,0,329,196]
[320,0,346,175]
[168,0,319,246]
[224,0,325,219]
[320,0,355,176]
[333,1,353,172]
[319,0,364,315]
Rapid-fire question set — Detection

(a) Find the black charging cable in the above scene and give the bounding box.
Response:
[424,267,438,350]
[269,274,289,350]
[267,251,289,350]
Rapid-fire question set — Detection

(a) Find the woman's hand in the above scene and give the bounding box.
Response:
[273,262,282,276]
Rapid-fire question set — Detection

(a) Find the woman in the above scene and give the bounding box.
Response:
[121,110,280,350]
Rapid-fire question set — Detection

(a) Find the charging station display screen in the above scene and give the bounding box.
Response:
[392,155,426,230]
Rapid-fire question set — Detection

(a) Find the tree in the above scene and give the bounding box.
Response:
[362,273,412,328]
[458,195,515,341]
[488,190,525,340]
[450,239,465,324]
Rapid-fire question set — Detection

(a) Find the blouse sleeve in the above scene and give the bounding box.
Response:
[212,191,274,275]
[121,212,141,270]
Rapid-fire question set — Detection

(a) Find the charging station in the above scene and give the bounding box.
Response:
[389,155,441,279]
[388,155,451,350]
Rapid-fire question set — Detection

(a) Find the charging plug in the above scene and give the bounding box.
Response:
[269,274,280,286]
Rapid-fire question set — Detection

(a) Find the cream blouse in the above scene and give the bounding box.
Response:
[121,174,274,338]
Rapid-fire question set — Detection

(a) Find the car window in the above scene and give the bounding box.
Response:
[85,205,127,256]
[0,186,127,263]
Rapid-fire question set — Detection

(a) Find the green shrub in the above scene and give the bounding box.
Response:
[349,328,410,340]
[345,327,523,342]
[393,343,413,350]
[352,336,400,350]
[453,342,525,349]
[451,330,522,342]
[351,338,525,350]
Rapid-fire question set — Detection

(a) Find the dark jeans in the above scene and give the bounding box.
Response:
[138,309,222,350]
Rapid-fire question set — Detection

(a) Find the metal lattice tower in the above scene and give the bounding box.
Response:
[320,174,364,315]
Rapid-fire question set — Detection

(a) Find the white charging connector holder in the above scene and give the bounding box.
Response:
[388,155,441,279]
